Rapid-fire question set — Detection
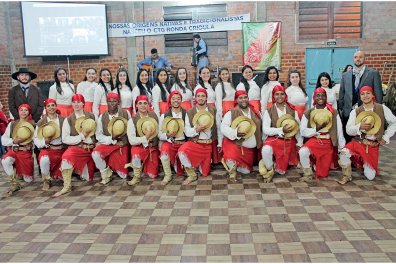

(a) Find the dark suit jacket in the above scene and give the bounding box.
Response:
[8,84,44,122]
[339,67,382,118]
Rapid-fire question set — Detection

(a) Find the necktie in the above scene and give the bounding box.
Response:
[353,68,363,94]
[22,87,27,98]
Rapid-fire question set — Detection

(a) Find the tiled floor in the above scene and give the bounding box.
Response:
[0,140,396,263]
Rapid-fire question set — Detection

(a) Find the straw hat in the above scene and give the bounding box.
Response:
[75,117,97,138]
[231,116,256,139]
[355,111,381,135]
[161,116,184,138]
[192,110,214,132]
[310,109,333,131]
[276,114,299,138]
[137,117,159,140]
[12,121,35,144]
[37,121,61,140]
[108,117,128,137]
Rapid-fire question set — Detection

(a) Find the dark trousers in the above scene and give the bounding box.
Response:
[342,115,354,144]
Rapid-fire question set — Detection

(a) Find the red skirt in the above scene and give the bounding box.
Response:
[250,100,261,114]
[302,137,334,179]
[160,141,184,176]
[93,144,129,176]
[130,145,159,178]
[38,148,65,179]
[222,138,256,171]
[181,101,192,110]
[294,105,306,120]
[84,102,94,112]
[264,137,298,174]
[61,146,95,181]
[267,102,274,109]
[57,104,74,117]
[177,141,212,177]
[123,107,133,117]
[2,149,33,179]
[211,139,223,164]
[208,102,215,107]
[222,101,234,117]
[159,102,168,115]
[344,141,379,174]
[99,105,108,116]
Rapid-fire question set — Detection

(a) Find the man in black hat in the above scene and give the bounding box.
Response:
[193,34,209,80]
[137,48,173,86]
[9,68,44,122]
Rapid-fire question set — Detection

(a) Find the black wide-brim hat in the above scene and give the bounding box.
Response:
[12,68,37,80]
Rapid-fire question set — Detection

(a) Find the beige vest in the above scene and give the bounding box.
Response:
[66,110,97,143]
[230,106,262,149]
[304,108,338,147]
[132,111,159,146]
[101,108,129,145]
[186,104,217,143]
[353,103,385,143]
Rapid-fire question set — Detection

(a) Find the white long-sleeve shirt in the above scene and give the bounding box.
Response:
[158,111,185,142]
[49,82,75,105]
[118,85,133,109]
[2,122,15,147]
[261,81,281,114]
[77,81,97,103]
[262,104,303,147]
[132,84,152,114]
[33,115,62,148]
[346,104,396,144]
[171,82,194,105]
[93,83,112,117]
[300,107,345,151]
[221,108,256,148]
[152,84,169,119]
[286,85,309,110]
[127,118,150,147]
[62,112,97,145]
[236,80,261,102]
[310,87,337,110]
[184,106,223,147]
[194,83,216,104]
[96,111,131,146]
[215,82,235,120]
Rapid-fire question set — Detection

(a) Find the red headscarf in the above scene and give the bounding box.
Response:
[18,104,32,120]
[167,91,182,110]
[312,88,334,113]
[194,88,207,106]
[44,98,61,115]
[234,90,261,119]
[135,95,149,111]
[272,85,296,111]
[107,92,120,102]
[72,94,85,105]
[360,86,376,102]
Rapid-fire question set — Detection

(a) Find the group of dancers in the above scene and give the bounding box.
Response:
[2,64,396,196]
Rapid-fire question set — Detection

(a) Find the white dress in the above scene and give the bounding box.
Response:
[76,81,97,103]
[285,85,309,110]
[93,83,112,118]
[194,82,215,104]
[310,87,337,109]
[48,82,75,105]
[215,82,235,120]
[261,81,281,114]
[131,84,152,114]
[118,85,133,110]
[171,82,194,106]
[152,84,170,118]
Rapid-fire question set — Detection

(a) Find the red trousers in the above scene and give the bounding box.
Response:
[160,141,184,176]
[61,146,95,181]
[93,144,129,176]
[130,145,159,178]
[2,149,33,178]
[344,140,379,174]
[38,148,65,179]
[177,141,212,177]
[222,138,256,171]
[264,137,298,174]
[302,137,334,179]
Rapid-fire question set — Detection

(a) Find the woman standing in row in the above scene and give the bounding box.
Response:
[286,70,308,119]
[93,68,114,117]
[49,67,75,117]
[132,69,152,114]
[215,67,235,120]
[236,65,261,114]
[114,68,134,116]
[77,67,97,112]
[261,66,281,113]
[194,66,216,107]
[152,68,171,118]
[171,67,193,110]
[312,72,337,110]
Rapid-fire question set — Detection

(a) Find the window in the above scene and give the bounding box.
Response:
[163,4,228,54]
[299,2,362,40]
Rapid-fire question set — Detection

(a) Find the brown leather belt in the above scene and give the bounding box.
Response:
[196,139,212,144]
[174,140,186,145]
[362,139,379,146]
[77,143,95,150]
[49,144,64,150]
[315,134,330,139]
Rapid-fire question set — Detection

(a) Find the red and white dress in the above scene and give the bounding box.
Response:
[49,82,75,117]
[152,84,170,119]
[286,85,309,119]
[236,80,262,115]
[77,81,97,112]
[215,82,235,120]
[261,81,281,113]
[93,83,112,118]
[118,84,133,116]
